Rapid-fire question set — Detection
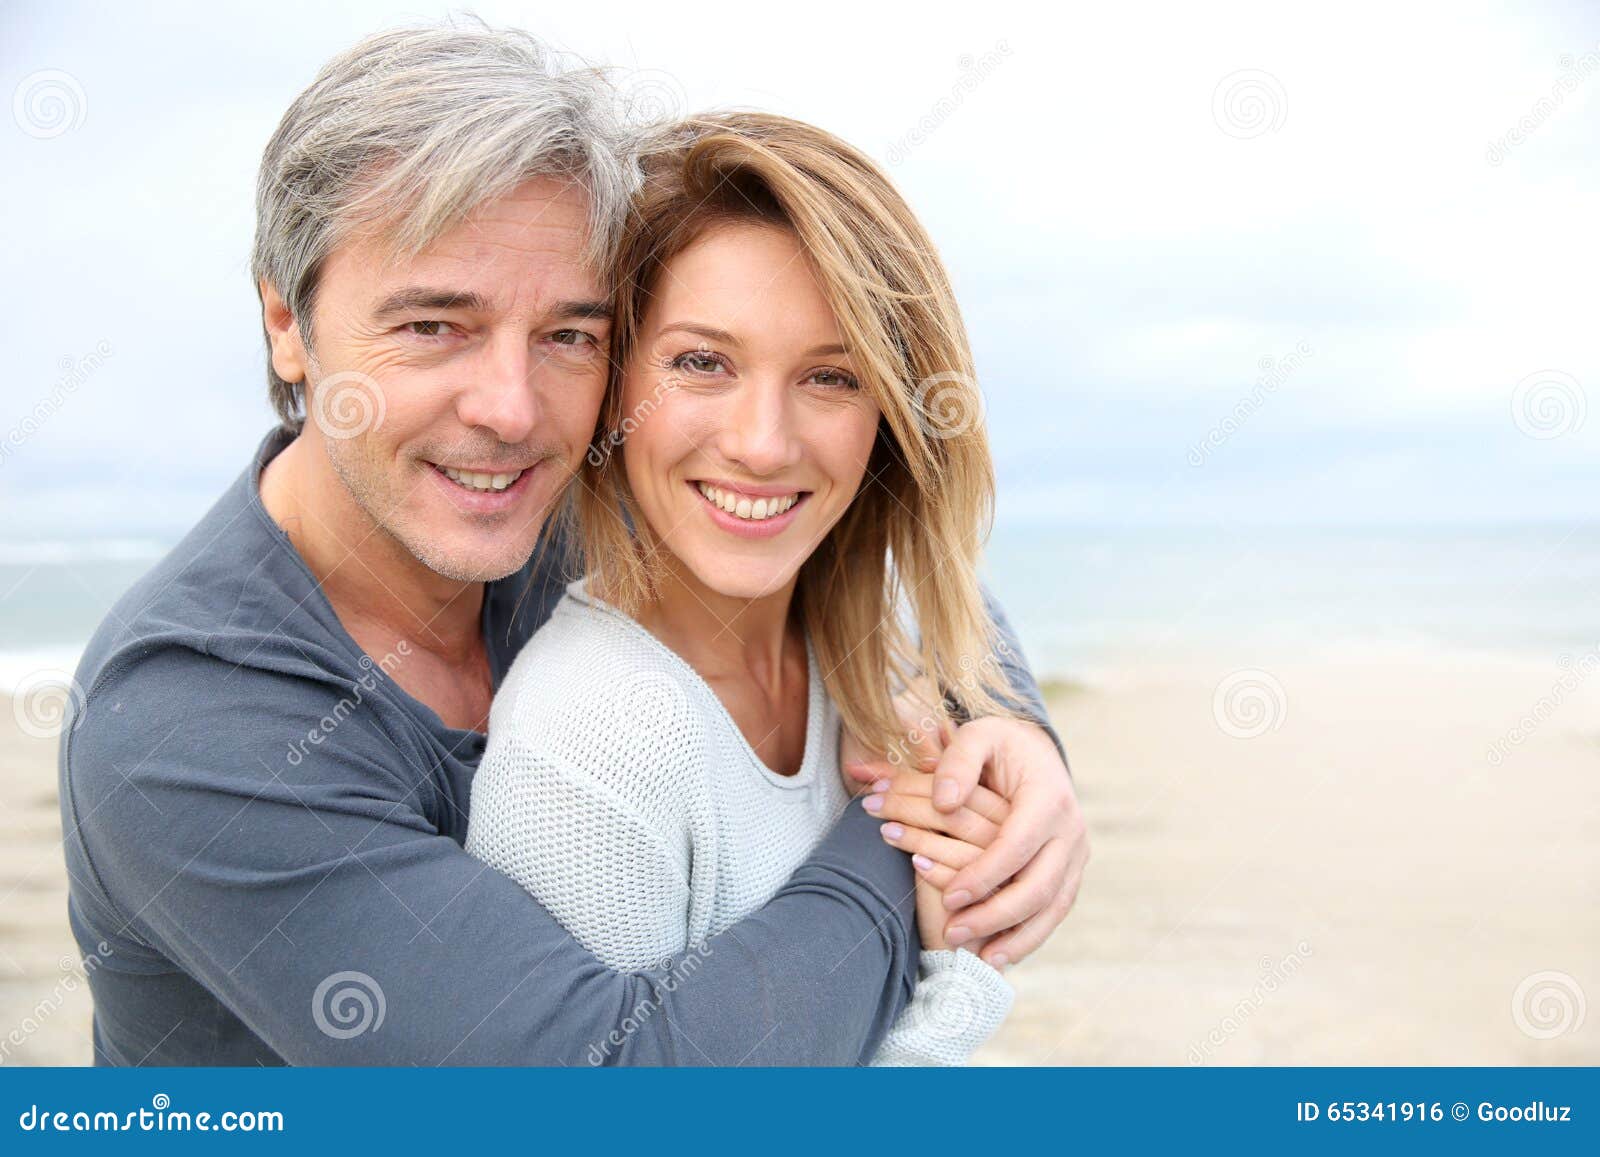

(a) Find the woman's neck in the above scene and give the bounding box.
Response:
[631,561,803,697]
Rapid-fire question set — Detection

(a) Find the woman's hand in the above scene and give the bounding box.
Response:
[860,769,1012,959]
[864,768,1011,960]
[849,715,1089,969]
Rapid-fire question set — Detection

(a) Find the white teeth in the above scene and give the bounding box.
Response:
[441,465,524,492]
[695,482,800,521]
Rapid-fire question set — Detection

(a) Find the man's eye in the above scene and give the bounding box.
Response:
[547,329,596,347]
[403,320,451,338]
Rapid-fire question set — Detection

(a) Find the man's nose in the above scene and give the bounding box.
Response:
[454,335,541,445]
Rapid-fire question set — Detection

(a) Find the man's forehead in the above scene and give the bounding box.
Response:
[330,177,598,288]
[325,231,602,317]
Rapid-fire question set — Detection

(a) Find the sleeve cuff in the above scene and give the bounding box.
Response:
[871,948,1014,1065]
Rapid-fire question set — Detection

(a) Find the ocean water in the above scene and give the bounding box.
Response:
[1,523,1593,693]
[980,522,1600,676]
[0,538,175,693]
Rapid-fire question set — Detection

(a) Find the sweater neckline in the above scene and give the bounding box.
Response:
[564,577,828,789]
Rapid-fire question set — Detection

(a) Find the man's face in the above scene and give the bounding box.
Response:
[292,178,607,582]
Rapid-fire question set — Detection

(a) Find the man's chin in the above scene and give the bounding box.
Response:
[404,533,540,584]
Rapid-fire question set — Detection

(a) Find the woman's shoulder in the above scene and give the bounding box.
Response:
[487,584,715,792]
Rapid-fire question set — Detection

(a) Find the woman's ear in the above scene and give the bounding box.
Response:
[260,279,309,385]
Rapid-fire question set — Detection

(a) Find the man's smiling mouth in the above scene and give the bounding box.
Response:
[432,464,527,493]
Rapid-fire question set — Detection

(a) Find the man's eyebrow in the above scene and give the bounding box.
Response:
[658,322,740,346]
[370,291,613,323]
[550,299,613,321]
[371,288,492,316]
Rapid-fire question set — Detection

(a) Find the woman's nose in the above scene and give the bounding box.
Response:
[715,380,800,476]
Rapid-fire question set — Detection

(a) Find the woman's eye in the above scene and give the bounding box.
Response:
[809,368,859,390]
[672,350,728,376]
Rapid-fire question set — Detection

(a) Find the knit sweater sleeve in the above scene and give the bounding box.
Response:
[465,735,696,974]
[869,948,1015,1066]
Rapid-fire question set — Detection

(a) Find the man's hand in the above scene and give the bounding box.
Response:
[847,716,1088,969]
[856,771,1008,961]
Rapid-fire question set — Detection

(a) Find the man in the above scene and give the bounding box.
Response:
[59,22,1087,1065]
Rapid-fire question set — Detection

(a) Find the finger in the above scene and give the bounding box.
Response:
[943,782,1063,905]
[878,822,983,871]
[877,773,1011,826]
[943,837,1071,945]
[864,792,1000,846]
[929,723,995,812]
[908,853,959,890]
[979,869,1084,967]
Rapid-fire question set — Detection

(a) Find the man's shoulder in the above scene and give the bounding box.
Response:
[74,434,353,713]
[63,430,418,809]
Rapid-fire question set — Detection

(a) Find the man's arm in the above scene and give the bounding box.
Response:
[63,646,915,1065]
[978,585,1069,773]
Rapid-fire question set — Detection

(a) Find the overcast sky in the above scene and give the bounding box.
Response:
[3,0,1596,536]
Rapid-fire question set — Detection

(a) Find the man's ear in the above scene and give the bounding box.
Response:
[260,279,309,386]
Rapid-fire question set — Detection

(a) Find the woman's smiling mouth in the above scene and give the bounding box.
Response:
[692,480,809,537]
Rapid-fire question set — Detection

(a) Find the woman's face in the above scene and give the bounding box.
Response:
[618,221,882,602]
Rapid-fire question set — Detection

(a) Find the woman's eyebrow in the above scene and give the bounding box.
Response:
[656,324,847,358]
[658,321,740,346]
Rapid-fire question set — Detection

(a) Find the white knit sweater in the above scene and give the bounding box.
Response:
[465,579,1013,1066]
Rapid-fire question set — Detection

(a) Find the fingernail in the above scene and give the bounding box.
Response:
[861,794,883,814]
[934,778,959,808]
[912,854,934,872]
[946,925,972,947]
[990,953,1010,971]
[881,822,904,841]
[870,779,891,793]
[943,889,971,910]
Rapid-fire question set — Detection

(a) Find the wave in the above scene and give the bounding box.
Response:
[0,645,86,696]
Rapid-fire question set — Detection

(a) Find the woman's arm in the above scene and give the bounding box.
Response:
[864,774,1015,1066]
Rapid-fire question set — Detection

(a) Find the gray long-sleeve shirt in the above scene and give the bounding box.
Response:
[58,427,1056,1066]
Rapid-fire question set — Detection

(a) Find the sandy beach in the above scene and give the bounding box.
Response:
[2,648,1596,1066]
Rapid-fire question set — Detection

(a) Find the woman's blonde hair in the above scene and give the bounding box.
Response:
[575,111,1018,755]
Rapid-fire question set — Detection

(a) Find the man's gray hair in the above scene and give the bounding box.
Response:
[251,21,638,430]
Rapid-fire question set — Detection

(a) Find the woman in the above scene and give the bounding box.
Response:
[467,112,1023,1064]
